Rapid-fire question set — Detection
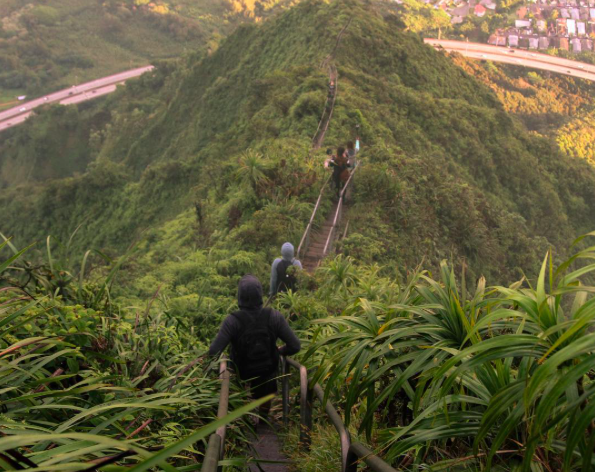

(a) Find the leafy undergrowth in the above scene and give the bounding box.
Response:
[282,422,343,472]
[0,236,264,470]
[290,236,595,471]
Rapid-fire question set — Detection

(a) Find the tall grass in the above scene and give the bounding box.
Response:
[302,233,595,471]
[0,238,258,470]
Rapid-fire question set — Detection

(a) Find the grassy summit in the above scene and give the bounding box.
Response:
[2,0,595,285]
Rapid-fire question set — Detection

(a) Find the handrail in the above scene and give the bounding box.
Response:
[296,174,331,261]
[200,356,396,471]
[322,163,358,256]
[201,359,230,472]
[282,356,397,472]
[310,64,336,149]
[297,59,338,263]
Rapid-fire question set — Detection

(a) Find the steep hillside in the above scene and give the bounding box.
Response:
[2,0,595,288]
[0,0,299,108]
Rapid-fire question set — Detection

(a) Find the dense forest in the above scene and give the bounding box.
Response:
[2,0,595,470]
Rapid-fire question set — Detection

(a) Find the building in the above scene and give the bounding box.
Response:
[475,4,487,16]
[558,18,568,34]
[539,36,551,48]
[578,20,587,34]
[509,34,520,47]
[529,36,540,48]
[568,18,577,34]
[560,37,570,49]
[572,37,582,50]
[516,19,532,27]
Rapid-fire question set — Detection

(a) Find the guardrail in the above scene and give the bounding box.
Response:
[296,174,331,261]
[201,356,397,471]
[201,359,230,472]
[322,163,358,256]
[281,356,397,472]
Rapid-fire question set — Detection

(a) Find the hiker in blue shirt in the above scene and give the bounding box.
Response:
[346,138,360,168]
[270,242,302,296]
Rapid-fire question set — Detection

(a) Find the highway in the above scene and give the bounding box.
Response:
[0,66,153,133]
[424,39,595,82]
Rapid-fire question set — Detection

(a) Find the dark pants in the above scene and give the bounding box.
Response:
[248,371,278,419]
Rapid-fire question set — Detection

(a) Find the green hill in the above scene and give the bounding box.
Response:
[0,0,298,108]
[2,0,595,285]
[2,1,595,470]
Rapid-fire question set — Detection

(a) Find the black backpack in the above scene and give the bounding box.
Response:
[276,259,297,293]
[231,309,279,380]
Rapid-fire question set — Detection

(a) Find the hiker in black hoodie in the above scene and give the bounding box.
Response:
[209,275,301,419]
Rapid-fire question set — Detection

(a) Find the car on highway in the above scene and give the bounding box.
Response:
[567,70,572,74]
[19,107,26,112]
[578,65,585,69]
[508,49,515,53]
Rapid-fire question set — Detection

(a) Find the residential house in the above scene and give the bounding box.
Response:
[509,34,520,47]
[481,0,497,9]
[451,15,464,23]
[572,37,582,50]
[452,2,470,16]
[475,4,487,16]
[539,36,551,48]
[578,20,587,34]
[557,18,568,34]
[568,18,577,34]
[529,36,540,48]
[516,19,532,27]
[571,7,581,18]
[561,7,571,17]
[560,36,570,49]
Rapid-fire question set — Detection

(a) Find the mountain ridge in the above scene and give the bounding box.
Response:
[1,0,595,284]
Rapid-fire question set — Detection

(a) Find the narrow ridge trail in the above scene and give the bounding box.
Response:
[248,20,352,472]
[302,200,338,272]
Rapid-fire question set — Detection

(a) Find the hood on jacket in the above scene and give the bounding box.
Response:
[281,242,295,262]
[238,274,263,310]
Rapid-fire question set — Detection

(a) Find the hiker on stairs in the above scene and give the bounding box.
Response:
[329,146,349,197]
[346,138,360,168]
[208,275,301,421]
[270,242,302,296]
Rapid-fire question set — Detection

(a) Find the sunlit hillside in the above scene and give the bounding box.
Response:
[1,0,595,470]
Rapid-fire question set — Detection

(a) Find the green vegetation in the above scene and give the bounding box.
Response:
[1,0,595,469]
[290,238,595,470]
[0,236,270,469]
[0,0,296,106]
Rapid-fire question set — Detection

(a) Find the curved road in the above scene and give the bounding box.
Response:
[0,66,153,133]
[425,39,595,81]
